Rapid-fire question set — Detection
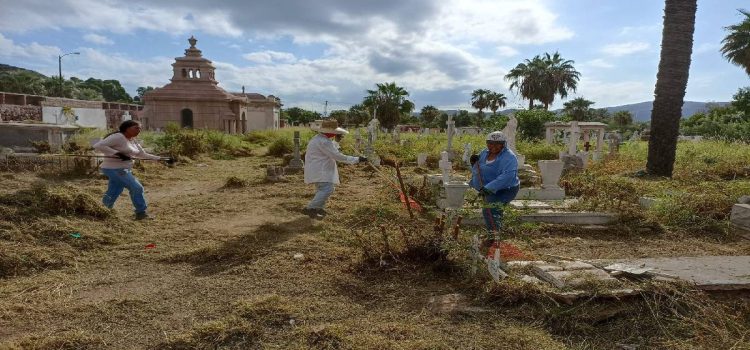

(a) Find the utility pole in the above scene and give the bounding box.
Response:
[323,100,328,118]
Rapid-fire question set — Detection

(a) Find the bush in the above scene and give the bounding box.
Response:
[267,137,293,157]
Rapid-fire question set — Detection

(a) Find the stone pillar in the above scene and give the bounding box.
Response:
[546,127,553,144]
[287,131,304,171]
[446,115,455,157]
[596,129,604,153]
[568,122,580,156]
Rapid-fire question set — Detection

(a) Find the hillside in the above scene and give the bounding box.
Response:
[0,64,47,78]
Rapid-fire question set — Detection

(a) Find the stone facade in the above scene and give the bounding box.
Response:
[0,104,42,122]
[142,37,281,133]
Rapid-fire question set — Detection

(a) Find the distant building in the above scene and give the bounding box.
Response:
[142,36,281,133]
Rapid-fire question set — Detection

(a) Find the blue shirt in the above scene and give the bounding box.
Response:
[469,147,520,201]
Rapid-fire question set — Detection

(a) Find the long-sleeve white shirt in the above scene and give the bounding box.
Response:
[93,133,160,169]
[304,134,359,184]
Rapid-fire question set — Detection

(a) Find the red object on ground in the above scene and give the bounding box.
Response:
[145,243,156,249]
[398,192,422,212]
[487,242,532,261]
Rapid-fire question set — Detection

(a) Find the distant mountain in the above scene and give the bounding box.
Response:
[602,101,730,122]
[0,64,47,78]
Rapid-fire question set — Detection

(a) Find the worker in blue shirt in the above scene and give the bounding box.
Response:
[469,131,520,249]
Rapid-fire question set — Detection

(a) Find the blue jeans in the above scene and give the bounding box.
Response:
[101,168,148,214]
[482,185,520,238]
[307,182,335,210]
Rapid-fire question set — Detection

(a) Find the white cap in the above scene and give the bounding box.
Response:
[486,131,507,142]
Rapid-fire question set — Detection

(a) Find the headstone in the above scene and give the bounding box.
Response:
[577,151,589,168]
[417,153,427,167]
[538,160,564,189]
[355,129,363,152]
[122,111,132,121]
[630,131,640,142]
[568,121,580,156]
[392,129,400,143]
[439,151,452,185]
[266,166,285,182]
[730,204,750,237]
[503,115,518,152]
[286,131,304,172]
[446,114,455,157]
[462,143,472,167]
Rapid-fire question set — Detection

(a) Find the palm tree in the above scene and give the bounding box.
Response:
[471,89,491,125]
[362,82,414,131]
[420,105,440,126]
[538,52,581,109]
[721,9,750,75]
[506,53,580,110]
[505,57,544,109]
[487,91,507,116]
[562,97,595,121]
[647,0,697,177]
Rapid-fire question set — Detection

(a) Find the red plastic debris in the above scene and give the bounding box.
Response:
[145,243,156,250]
[487,242,533,261]
[398,192,423,212]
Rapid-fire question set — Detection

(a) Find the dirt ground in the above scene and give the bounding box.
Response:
[1,155,749,349]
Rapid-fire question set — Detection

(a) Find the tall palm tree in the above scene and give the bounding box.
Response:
[562,97,595,121]
[487,91,507,116]
[647,0,697,177]
[470,88,491,126]
[505,56,544,109]
[420,105,440,126]
[538,52,581,109]
[362,82,414,131]
[721,9,750,75]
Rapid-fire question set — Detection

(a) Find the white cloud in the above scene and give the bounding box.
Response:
[0,33,60,60]
[496,46,520,57]
[242,51,297,64]
[582,59,614,69]
[83,33,113,45]
[602,42,650,56]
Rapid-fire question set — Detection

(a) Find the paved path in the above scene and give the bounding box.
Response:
[608,256,750,290]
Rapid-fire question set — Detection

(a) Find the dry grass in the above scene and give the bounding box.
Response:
[1,144,749,349]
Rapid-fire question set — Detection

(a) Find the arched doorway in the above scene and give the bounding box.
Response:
[181,109,193,128]
[241,112,247,133]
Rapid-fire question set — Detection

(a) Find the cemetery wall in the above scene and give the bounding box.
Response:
[0,104,43,122]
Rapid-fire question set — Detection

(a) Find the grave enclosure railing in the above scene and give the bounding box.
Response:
[0,154,105,175]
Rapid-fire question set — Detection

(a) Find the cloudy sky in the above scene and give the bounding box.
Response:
[0,0,748,112]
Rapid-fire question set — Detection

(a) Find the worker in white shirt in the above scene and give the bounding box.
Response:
[303,120,366,219]
[93,120,172,220]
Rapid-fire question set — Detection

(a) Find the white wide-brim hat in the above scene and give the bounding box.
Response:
[311,120,349,134]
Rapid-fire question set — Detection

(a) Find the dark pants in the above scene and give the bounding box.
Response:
[482,185,519,238]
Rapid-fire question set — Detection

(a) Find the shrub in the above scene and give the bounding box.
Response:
[267,137,293,157]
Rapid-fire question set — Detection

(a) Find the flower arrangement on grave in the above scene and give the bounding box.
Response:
[60,106,78,125]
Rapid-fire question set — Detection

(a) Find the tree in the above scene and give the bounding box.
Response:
[487,91,507,116]
[515,109,557,140]
[721,9,750,76]
[537,52,581,109]
[562,97,595,121]
[134,86,155,104]
[647,0,697,177]
[284,107,320,125]
[347,104,370,127]
[612,111,634,127]
[329,110,348,126]
[362,82,414,131]
[470,89,491,125]
[420,105,440,126]
[505,53,580,110]
[731,87,750,116]
[0,71,47,95]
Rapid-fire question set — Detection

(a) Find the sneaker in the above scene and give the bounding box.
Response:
[135,212,154,220]
[302,208,323,219]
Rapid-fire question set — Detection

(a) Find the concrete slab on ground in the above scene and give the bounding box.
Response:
[509,198,579,210]
[520,211,617,225]
[604,256,750,291]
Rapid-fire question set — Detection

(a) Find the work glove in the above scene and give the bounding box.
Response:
[114,152,132,161]
[358,156,368,163]
[479,187,494,196]
[470,154,479,166]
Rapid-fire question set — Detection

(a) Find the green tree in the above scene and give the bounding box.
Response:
[505,52,580,110]
[134,86,155,104]
[420,105,440,126]
[329,110,348,125]
[562,97,595,121]
[515,109,557,140]
[454,110,473,127]
[487,91,507,116]
[0,71,47,95]
[347,104,370,127]
[612,110,634,127]
[721,9,750,76]
[362,82,414,131]
[470,88,491,125]
[731,87,750,116]
[647,0,697,177]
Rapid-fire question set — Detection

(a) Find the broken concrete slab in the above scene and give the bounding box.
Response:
[603,256,750,291]
[730,204,750,240]
[515,187,565,200]
[520,212,617,225]
[427,293,489,314]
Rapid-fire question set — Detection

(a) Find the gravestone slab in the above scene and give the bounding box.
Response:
[605,256,750,290]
